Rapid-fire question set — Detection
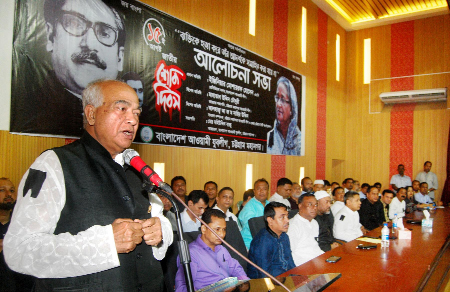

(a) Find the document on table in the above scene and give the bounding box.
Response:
[357,237,382,244]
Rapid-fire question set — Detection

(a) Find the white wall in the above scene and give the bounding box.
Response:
[0,0,15,131]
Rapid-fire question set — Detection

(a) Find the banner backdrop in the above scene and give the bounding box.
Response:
[11,0,305,156]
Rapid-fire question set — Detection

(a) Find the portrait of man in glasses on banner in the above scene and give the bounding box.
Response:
[11,0,126,137]
[266,76,302,156]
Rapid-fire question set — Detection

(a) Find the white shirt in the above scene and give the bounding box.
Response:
[180,208,201,232]
[416,171,438,199]
[389,197,406,219]
[268,192,291,209]
[344,188,350,193]
[414,193,433,204]
[213,206,242,231]
[333,206,363,242]
[330,201,345,215]
[358,191,366,200]
[287,214,324,266]
[390,174,412,190]
[3,151,172,278]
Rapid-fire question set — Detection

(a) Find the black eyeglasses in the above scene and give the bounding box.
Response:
[58,11,119,47]
[274,94,291,106]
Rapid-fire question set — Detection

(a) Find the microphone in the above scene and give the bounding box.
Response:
[123,149,173,194]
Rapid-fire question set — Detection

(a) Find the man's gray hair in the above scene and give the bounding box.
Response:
[82,79,126,126]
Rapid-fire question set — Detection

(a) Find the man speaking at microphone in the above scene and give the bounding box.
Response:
[4,79,173,292]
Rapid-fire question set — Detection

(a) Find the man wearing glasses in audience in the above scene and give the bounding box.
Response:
[21,0,126,136]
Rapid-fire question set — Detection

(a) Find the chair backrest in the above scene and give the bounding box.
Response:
[248,216,265,238]
[224,219,248,272]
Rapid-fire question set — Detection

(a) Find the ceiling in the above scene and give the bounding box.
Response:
[312,0,450,30]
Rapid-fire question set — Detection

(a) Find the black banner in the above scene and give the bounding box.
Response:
[11,0,304,156]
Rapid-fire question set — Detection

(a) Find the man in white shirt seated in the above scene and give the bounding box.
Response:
[331,187,345,215]
[389,187,406,219]
[414,182,434,204]
[213,187,241,230]
[268,177,293,209]
[181,190,209,232]
[333,191,367,242]
[287,193,324,266]
[390,164,412,192]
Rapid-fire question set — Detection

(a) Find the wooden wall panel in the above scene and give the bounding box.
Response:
[345,15,449,199]
[326,16,347,181]
[285,0,319,181]
[345,25,392,188]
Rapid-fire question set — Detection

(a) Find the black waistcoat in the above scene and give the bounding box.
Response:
[35,132,163,292]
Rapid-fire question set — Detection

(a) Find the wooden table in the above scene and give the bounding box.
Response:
[280,207,450,292]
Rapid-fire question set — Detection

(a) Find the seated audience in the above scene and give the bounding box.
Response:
[330,182,340,192]
[330,187,345,215]
[288,182,301,210]
[381,190,394,222]
[314,191,340,252]
[288,194,324,266]
[414,182,443,206]
[213,187,241,230]
[405,186,417,213]
[313,180,324,192]
[171,176,187,212]
[239,179,270,249]
[374,182,382,193]
[389,187,406,219]
[175,209,249,292]
[358,186,384,230]
[412,180,421,194]
[268,177,293,208]
[334,191,367,242]
[236,189,254,218]
[204,181,218,208]
[359,183,369,200]
[353,180,361,193]
[247,202,295,278]
[180,190,209,232]
[342,178,354,193]
[301,177,313,194]
[415,182,434,204]
[323,180,331,192]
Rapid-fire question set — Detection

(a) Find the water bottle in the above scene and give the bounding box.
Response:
[392,214,398,234]
[381,223,390,247]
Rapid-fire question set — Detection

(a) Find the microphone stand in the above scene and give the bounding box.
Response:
[143,182,195,292]
[155,186,291,292]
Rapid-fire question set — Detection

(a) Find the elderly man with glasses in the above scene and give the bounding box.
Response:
[15,0,126,136]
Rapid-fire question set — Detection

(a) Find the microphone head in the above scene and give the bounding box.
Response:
[123,149,139,165]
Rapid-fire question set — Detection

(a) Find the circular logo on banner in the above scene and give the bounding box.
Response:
[140,126,154,143]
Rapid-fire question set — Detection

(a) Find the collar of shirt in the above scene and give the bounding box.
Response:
[297,213,314,224]
[266,226,279,238]
[212,205,231,217]
[182,208,198,223]
[194,234,223,253]
[114,152,124,166]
